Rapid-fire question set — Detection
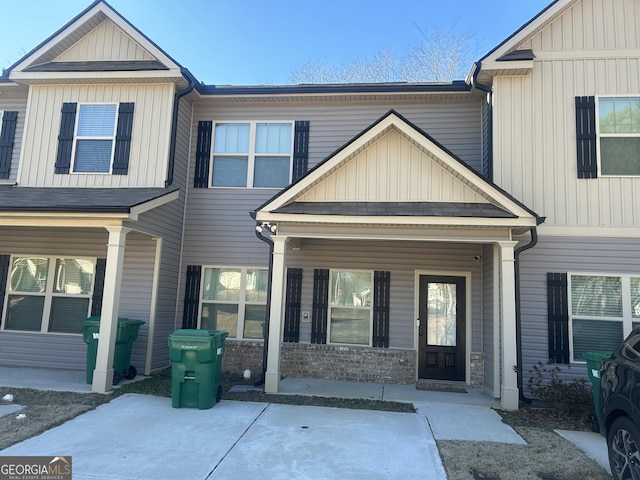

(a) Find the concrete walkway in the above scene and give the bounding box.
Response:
[0,367,610,477]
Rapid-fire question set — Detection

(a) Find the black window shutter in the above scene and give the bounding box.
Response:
[182,265,202,329]
[311,268,329,344]
[575,96,597,179]
[0,254,9,322]
[547,272,570,364]
[194,121,212,188]
[373,271,391,348]
[90,258,107,317]
[55,102,77,174]
[112,102,135,175]
[292,120,310,182]
[283,268,303,342]
[0,111,18,179]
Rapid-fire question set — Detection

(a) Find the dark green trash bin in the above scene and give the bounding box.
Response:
[169,329,228,409]
[82,316,145,385]
[583,351,612,432]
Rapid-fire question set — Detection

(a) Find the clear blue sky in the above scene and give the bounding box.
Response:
[0,0,552,85]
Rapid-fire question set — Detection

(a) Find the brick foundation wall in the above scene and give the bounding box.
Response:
[470,352,484,389]
[221,340,263,377]
[280,343,415,384]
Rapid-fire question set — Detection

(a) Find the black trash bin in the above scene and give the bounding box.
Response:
[82,316,145,384]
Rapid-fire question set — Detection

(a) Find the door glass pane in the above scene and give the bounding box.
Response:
[4,295,45,331]
[631,278,640,318]
[427,282,457,347]
[243,304,266,339]
[329,307,370,345]
[10,257,49,293]
[202,268,241,301]
[571,275,622,317]
[201,303,238,338]
[573,319,623,360]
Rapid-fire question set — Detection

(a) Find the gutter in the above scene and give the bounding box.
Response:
[165,68,195,187]
[514,226,539,405]
[253,220,274,389]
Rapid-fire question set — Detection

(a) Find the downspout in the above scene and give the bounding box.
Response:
[470,61,493,181]
[254,222,274,389]
[165,68,195,187]
[514,226,539,404]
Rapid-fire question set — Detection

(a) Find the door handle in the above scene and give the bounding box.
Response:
[417,319,424,336]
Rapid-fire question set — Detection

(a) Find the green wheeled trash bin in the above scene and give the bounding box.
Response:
[169,329,228,409]
[82,316,145,385]
[583,351,612,433]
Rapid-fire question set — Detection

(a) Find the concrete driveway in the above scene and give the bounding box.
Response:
[1,394,446,480]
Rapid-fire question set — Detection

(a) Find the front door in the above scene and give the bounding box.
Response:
[418,275,466,381]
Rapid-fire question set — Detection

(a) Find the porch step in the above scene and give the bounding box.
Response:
[415,379,467,393]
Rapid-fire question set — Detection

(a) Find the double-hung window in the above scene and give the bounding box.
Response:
[200,267,268,339]
[212,122,293,188]
[597,96,640,176]
[3,256,95,334]
[568,273,640,362]
[328,270,373,345]
[73,104,117,173]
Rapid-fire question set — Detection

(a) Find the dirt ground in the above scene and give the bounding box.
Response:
[0,371,612,480]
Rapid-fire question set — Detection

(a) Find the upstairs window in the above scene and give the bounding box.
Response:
[73,104,117,173]
[212,122,293,188]
[598,96,640,176]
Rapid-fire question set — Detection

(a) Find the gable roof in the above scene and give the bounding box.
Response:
[256,110,541,230]
[4,0,183,82]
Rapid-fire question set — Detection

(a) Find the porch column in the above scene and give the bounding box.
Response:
[92,226,130,393]
[498,241,519,410]
[265,235,287,393]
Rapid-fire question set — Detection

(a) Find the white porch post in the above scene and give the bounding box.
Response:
[92,226,130,394]
[498,240,519,410]
[265,235,287,393]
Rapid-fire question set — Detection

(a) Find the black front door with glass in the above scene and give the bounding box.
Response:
[418,275,466,381]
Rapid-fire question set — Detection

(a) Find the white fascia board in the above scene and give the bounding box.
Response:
[0,213,127,227]
[255,212,538,228]
[479,60,533,74]
[481,0,577,65]
[9,69,183,82]
[128,189,180,220]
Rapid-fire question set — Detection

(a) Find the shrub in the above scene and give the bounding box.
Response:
[527,362,594,416]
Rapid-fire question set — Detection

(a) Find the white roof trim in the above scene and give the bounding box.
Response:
[258,112,536,221]
[10,2,180,75]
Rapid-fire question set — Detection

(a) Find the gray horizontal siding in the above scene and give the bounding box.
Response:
[286,239,483,350]
[518,234,640,393]
[0,97,27,185]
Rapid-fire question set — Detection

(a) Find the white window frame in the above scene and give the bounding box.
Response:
[71,103,118,174]
[596,95,640,177]
[210,121,294,188]
[1,255,96,334]
[327,269,373,347]
[199,266,268,340]
[568,272,640,363]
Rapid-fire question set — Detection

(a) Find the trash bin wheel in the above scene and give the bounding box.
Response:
[216,384,222,403]
[125,365,137,380]
[113,371,121,385]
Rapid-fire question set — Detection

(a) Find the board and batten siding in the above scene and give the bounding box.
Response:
[0,228,157,371]
[55,19,155,63]
[492,0,640,228]
[0,96,27,184]
[518,235,640,392]
[284,239,483,351]
[19,83,174,188]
